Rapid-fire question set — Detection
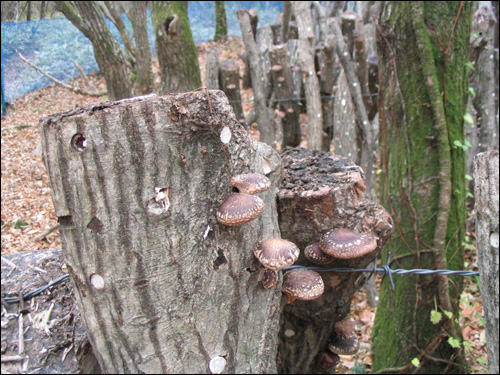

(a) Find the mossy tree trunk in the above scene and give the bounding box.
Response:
[214,1,227,42]
[54,1,132,101]
[372,2,471,373]
[152,1,201,94]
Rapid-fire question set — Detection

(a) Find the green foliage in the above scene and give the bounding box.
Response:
[448,337,460,348]
[411,358,420,367]
[430,309,442,324]
[453,139,472,151]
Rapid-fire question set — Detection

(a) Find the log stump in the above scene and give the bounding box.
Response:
[38,90,283,373]
[219,59,244,123]
[276,147,393,373]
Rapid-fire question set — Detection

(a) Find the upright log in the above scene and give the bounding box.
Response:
[39,91,283,373]
[474,150,499,375]
[277,147,393,373]
[205,47,220,90]
[238,9,276,148]
[269,44,301,148]
[219,59,244,124]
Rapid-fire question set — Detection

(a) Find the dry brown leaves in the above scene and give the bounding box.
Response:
[0,36,487,373]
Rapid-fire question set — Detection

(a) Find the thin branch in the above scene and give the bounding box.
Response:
[18,53,106,97]
[13,223,60,253]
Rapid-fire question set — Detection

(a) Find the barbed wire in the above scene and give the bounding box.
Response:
[283,254,480,289]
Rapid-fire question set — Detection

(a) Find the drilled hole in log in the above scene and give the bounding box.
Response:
[213,250,228,270]
[70,134,86,152]
[58,215,75,229]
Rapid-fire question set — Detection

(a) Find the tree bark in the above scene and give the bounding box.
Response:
[292,1,323,150]
[39,90,283,373]
[372,2,471,373]
[473,150,499,375]
[214,1,227,42]
[238,9,276,148]
[205,47,220,90]
[276,147,393,373]
[219,59,244,124]
[152,1,201,94]
[126,1,153,95]
[54,1,132,101]
[269,44,301,148]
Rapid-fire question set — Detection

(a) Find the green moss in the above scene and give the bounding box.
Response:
[373,2,471,373]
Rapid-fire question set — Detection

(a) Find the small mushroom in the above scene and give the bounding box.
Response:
[304,242,335,265]
[317,352,340,371]
[319,228,378,259]
[282,269,324,304]
[328,318,359,355]
[217,193,265,226]
[254,238,300,271]
[261,269,279,289]
[230,173,271,195]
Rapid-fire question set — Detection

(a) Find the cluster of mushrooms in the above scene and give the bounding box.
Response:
[216,172,378,302]
[217,172,378,366]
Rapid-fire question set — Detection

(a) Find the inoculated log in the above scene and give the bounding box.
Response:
[276,147,393,373]
[269,44,301,148]
[219,59,244,123]
[39,90,283,373]
[205,47,220,90]
[474,150,499,375]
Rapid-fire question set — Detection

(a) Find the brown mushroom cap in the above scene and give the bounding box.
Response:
[328,318,359,355]
[217,193,265,226]
[282,269,324,303]
[254,238,300,271]
[319,228,377,259]
[261,269,279,289]
[317,352,340,371]
[304,242,335,265]
[230,173,271,195]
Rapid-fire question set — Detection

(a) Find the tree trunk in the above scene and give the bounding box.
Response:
[152,1,201,94]
[214,1,227,42]
[473,150,499,375]
[372,2,471,373]
[292,1,323,150]
[238,9,276,148]
[276,147,393,373]
[39,90,283,373]
[126,1,153,95]
[54,1,132,101]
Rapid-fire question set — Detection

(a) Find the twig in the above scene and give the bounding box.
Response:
[18,53,106,97]
[1,355,29,363]
[73,61,97,91]
[13,223,60,253]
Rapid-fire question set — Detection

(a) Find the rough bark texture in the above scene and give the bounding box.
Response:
[219,59,244,124]
[276,147,393,374]
[54,1,132,101]
[238,9,276,148]
[39,90,283,373]
[473,150,499,375]
[152,1,201,94]
[269,44,301,148]
[205,47,220,90]
[292,1,323,150]
[213,1,227,42]
[372,2,471,373]
[126,1,153,95]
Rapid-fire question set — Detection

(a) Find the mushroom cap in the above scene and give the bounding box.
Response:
[282,269,324,303]
[230,173,271,195]
[328,319,359,355]
[254,238,300,271]
[261,269,279,289]
[304,242,335,265]
[217,193,265,226]
[319,228,377,259]
[317,352,340,371]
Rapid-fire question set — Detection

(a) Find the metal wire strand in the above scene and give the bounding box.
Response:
[283,254,479,290]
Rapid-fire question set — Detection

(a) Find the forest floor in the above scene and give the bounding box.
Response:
[0,37,488,373]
